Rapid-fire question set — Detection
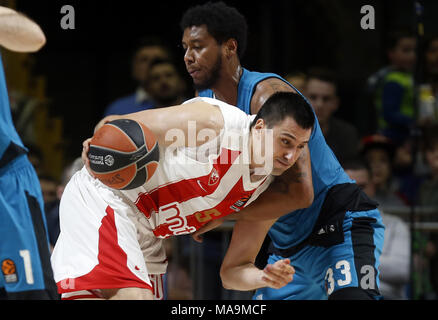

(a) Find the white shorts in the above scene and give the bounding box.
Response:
[51,167,167,299]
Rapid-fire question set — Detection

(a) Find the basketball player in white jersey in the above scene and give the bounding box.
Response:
[51,92,314,300]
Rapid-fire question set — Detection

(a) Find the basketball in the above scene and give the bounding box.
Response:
[88,119,159,190]
[1,259,16,275]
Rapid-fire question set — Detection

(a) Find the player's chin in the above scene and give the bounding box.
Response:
[271,166,288,176]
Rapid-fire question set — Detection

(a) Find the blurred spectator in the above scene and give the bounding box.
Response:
[417,34,438,127]
[416,124,438,299]
[38,173,58,212]
[306,67,360,163]
[44,157,83,248]
[418,125,438,206]
[361,134,409,208]
[375,31,417,145]
[356,31,417,141]
[424,35,438,87]
[103,37,172,116]
[343,158,411,300]
[284,71,307,96]
[145,58,187,108]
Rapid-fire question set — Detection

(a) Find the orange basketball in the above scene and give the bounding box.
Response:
[88,119,159,190]
[2,259,16,275]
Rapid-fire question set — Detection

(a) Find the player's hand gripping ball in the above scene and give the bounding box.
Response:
[88,119,159,190]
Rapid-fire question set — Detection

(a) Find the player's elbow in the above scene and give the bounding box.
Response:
[34,31,46,51]
[291,184,313,210]
[301,185,314,208]
[15,30,46,53]
[27,28,46,52]
[219,265,234,290]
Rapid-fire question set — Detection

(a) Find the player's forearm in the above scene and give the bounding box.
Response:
[0,7,46,52]
[220,263,266,291]
[104,101,222,148]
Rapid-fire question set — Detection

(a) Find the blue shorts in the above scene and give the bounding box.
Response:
[0,155,58,299]
[254,185,385,300]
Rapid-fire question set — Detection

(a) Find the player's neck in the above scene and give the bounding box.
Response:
[211,64,242,106]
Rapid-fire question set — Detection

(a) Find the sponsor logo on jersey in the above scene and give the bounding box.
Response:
[230,194,251,212]
[1,259,18,283]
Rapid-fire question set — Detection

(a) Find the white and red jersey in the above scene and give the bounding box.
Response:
[51,97,273,299]
[121,96,273,238]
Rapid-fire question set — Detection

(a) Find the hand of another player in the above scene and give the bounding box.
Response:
[81,138,95,178]
[261,259,295,289]
[192,218,224,243]
[82,115,122,178]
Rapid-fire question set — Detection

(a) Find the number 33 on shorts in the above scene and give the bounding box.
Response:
[324,260,352,295]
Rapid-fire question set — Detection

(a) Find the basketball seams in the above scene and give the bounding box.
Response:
[106,123,139,151]
[89,120,159,189]
[89,144,142,155]
[138,124,148,151]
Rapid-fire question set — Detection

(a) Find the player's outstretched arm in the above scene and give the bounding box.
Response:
[0,6,46,52]
[82,100,225,175]
[220,218,294,291]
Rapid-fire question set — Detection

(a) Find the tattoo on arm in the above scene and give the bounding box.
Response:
[288,153,308,183]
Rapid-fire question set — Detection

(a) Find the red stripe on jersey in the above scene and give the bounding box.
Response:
[56,206,152,294]
[152,177,263,238]
[135,148,241,218]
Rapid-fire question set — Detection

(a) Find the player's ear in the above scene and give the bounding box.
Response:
[253,118,266,131]
[224,38,238,58]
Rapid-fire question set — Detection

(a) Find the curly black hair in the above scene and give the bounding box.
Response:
[180,1,248,59]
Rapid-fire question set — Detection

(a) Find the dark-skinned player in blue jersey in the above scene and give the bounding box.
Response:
[181,2,385,300]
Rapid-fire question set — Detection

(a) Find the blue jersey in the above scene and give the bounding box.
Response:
[0,54,58,298]
[0,54,26,161]
[199,68,353,248]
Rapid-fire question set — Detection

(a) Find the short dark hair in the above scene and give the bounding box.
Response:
[148,57,174,71]
[131,36,172,59]
[251,92,315,131]
[180,1,248,59]
[342,157,371,174]
[386,30,416,51]
[307,67,338,90]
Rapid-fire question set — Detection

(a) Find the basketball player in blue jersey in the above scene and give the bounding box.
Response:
[0,6,58,299]
[181,2,385,300]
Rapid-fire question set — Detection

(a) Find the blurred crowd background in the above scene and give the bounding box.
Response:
[2,0,438,300]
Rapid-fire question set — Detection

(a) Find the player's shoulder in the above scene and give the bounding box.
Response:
[185,96,245,114]
[250,77,297,114]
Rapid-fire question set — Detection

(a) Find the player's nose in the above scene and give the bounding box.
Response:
[184,49,195,64]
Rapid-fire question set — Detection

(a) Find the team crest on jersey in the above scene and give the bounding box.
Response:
[208,168,220,186]
[1,259,18,283]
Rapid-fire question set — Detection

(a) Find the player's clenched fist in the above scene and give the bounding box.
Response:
[261,259,295,289]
